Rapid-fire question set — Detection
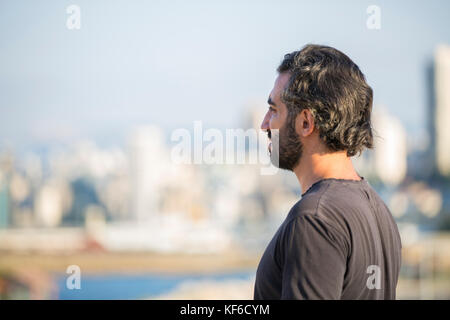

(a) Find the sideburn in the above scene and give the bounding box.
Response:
[278,111,303,171]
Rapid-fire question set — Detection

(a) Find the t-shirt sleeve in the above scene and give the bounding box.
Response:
[280,215,348,299]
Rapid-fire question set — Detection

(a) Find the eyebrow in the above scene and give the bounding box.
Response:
[267,97,277,107]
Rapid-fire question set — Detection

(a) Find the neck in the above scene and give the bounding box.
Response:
[293,149,361,195]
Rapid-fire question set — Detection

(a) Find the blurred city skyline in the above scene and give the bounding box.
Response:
[1,0,450,152]
[1,1,450,300]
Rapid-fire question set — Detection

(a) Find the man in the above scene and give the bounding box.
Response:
[254,44,402,300]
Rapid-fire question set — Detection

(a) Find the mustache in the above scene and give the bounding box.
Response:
[267,129,271,140]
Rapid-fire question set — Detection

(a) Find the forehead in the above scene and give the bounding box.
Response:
[269,72,291,103]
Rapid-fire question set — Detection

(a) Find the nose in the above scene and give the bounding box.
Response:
[260,111,271,131]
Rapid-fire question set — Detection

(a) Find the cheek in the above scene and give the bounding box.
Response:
[269,112,285,129]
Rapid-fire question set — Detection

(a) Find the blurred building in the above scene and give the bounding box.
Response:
[372,107,408,186]
[34,180,72,228]
[0,152,13,229]
[434,44,450,177]
[0,172,9,229]
[129,126,168,223]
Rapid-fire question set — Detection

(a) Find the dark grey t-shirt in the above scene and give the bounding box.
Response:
[254,177,402,300]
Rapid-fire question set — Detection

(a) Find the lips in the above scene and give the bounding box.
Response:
[268,141,272,154]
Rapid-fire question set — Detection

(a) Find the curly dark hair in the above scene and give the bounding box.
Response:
[277,44,374,157]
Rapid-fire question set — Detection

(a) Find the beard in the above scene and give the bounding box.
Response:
[268,114,303,171]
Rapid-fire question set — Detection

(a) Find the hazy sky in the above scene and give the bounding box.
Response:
[1,0,450,150]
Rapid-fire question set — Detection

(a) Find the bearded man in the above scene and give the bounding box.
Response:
[254,44,402,300]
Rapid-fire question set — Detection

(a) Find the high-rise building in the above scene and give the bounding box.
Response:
[0,172,9,229]
[372,107,408,186]
[434,44,450,177]
[129,126,167,222]
[0,152,13,229]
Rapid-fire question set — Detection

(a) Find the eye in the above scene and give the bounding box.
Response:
[269,106,277,113]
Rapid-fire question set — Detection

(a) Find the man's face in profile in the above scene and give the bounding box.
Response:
[261,72,304,171]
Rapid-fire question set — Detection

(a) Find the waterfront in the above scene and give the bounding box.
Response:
[55,271,256,300]
[0,251,259,299]
[1,243,450,300]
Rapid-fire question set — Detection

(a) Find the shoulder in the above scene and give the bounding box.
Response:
[280,180,345,243]
[285,180,332,222]
[287,179,372,226]
[276,208,350,261]
[280,181,354,250]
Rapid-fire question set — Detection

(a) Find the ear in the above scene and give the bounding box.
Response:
[295,109,315,138]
